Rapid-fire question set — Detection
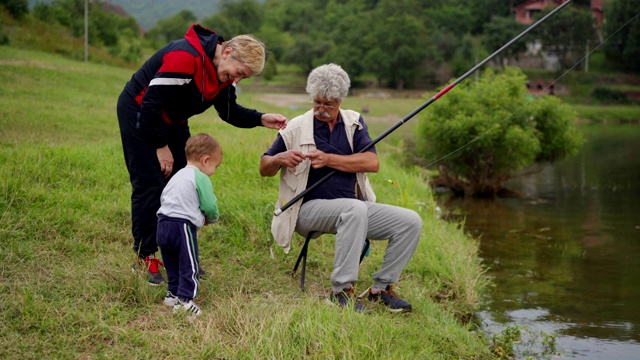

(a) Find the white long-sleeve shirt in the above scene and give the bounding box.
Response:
[157,165,219,229]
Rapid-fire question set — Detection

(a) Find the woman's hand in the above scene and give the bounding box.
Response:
[156,146,174,178]
[261,113,288,130]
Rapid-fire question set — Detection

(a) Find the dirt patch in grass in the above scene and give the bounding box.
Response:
[257,93,397,123]
[258,93,309,108]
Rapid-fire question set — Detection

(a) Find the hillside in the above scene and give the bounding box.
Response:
[27,0,267,30]
[0,46,492,359]
[105,0,221,30]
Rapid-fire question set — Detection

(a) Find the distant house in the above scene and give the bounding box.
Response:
[591,0,604,27]
[513,0,604,27]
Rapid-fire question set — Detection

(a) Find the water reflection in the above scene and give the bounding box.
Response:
[436,123,640,358]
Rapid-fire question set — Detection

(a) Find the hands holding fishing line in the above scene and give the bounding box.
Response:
[273,149,331,170]
[260,150,315,177]
[306,149,331,169]
[272,149,377,174]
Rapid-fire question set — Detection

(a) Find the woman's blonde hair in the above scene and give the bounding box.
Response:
[222,34,266,75]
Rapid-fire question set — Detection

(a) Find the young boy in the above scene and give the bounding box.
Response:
[156,133,222,317]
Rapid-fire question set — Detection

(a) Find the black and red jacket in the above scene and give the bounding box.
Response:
[122,24,263,148]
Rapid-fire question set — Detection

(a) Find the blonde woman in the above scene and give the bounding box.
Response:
[117,24,287,285]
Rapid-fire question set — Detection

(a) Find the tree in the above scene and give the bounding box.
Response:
[0,0,28,19]
[414,67,583,197]
[202,0,263,38]
[602,0,640,72]
[363,0,428,89]
[467,0,512,34]
[145,10,197,48]
[254,24,294,67]
[318,0,374,79]
[532,6,597,70]
[426,5,474,37]
[283,34,332,75]
[451,34,482,77]
[269,0,326,34]
[257,0,529,89]
[482,16,527,68]
[0,21,8,45]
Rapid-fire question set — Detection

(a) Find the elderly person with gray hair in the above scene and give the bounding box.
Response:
[260,64,422,312]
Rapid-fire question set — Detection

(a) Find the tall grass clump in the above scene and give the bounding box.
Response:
[0,46,491,359]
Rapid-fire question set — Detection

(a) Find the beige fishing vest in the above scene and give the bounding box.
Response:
[270,109,376,253]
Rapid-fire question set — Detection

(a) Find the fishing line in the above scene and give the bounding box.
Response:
[421,11,640,170]
[314,11,640,171]
[274,0,573,216]
[312,131,380,174]
[274,2,639,215]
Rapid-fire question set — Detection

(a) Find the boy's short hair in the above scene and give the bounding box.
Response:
[186,133,220,161]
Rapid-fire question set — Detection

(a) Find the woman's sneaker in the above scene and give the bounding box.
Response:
[367,285,412,312]
[132,254,165,286]
[163,291,179,307]
[173,299,202,316]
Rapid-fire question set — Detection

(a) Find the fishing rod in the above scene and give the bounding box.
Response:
[274,0,573,216]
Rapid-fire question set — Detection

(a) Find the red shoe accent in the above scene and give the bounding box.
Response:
[144,255,164,274]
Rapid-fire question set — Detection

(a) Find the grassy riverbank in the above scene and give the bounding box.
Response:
[0,46,491,358]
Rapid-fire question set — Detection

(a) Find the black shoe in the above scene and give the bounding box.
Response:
[367,285,412,312]
[327,286,366,312]
[198,266,207,278]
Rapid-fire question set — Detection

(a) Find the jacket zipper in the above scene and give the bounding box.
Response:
[201,54,205,103]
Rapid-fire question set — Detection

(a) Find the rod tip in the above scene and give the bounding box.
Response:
[274,209,282,216]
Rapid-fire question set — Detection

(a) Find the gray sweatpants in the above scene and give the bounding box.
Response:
[296,199,422,293]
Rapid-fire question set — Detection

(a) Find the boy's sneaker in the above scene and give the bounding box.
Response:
[173,299,202,316]
[132,254,165,286]
[327,286,366,312]
[163,291,179,307]
[367,285,412,313]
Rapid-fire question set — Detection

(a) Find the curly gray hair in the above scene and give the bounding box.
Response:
[306,63,351,101]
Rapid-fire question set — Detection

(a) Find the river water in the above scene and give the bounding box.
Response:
[436,123,640,359]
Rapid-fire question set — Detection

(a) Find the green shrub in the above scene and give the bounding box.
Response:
[0,21,8,45]
[0,0,28,19]
[591,86,629,104]
[415,67,583,196]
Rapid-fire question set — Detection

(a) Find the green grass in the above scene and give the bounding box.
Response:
[573,104,640,122]
[0,45,492,359]
[262,63,309,88]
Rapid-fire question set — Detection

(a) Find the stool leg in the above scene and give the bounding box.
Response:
[359,239,370,263]
[300,249,307,291]
[293,241,307,273]
[293,232,314,292]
